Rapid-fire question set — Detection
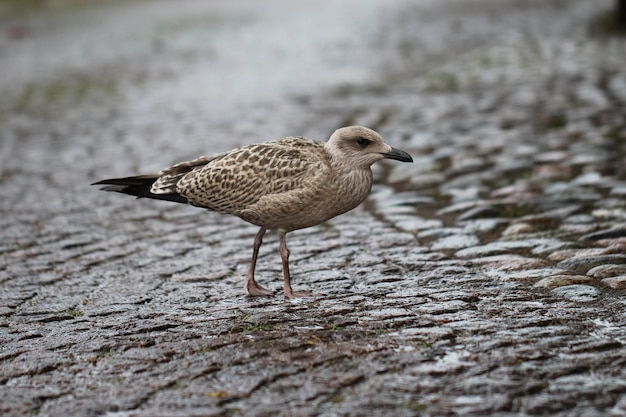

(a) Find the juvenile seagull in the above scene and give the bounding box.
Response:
[94,126,412,298]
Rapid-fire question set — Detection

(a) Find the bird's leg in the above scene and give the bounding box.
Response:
[244,227,273,296]
[279,232,320,298]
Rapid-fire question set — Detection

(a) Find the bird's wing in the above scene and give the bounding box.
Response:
[150,154,226,195]
[175,138,330,214]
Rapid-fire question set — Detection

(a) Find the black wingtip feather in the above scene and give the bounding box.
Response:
[92,175,161,186]
[92,175,188,205]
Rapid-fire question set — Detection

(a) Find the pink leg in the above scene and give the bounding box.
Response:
[244,227,273,296]
[279,232,321,298]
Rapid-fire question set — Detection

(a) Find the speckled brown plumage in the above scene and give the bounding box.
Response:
[94,126,413,298]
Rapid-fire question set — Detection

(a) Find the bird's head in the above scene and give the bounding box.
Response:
[325,126,413,169]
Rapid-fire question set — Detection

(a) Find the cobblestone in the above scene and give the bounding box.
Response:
[2,0,626,416]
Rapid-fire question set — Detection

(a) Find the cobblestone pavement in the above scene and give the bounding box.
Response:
[2,0,626,416]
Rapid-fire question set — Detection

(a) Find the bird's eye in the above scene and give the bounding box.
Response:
[356,137,369,146]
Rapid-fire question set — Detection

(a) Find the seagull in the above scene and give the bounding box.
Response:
[93,126,413,298]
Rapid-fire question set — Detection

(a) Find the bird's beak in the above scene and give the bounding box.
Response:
[381,147,413,163]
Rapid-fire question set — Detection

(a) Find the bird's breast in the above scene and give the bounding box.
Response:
[332,168,373,212]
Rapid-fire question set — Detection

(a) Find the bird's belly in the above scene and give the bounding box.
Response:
[239,184,370,232]
[232,168,373,232]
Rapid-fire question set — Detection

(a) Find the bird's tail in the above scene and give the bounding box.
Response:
[92,175,189,204]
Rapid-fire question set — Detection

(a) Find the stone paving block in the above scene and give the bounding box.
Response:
[2,0,626,416]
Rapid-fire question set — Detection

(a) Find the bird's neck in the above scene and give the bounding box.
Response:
[334,165,373,206]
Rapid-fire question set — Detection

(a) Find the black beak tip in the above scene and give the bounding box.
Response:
[382,148,413,163]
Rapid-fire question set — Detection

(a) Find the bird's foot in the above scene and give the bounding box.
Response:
[244,279,274,296]
[284,289,323,299]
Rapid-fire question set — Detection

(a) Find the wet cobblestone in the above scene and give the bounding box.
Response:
[2,0,626,416]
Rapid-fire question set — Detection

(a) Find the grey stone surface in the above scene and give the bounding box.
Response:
[2,0,626,416]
